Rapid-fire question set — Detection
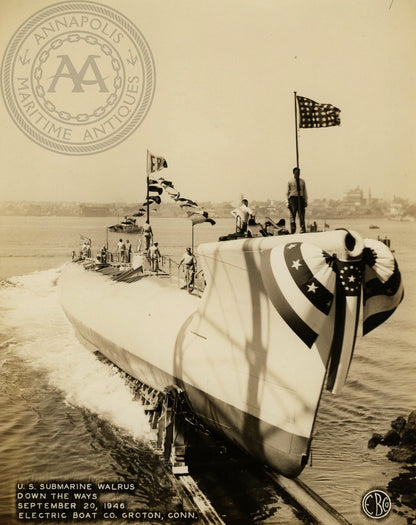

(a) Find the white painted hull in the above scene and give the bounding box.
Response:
[59,230,402,477]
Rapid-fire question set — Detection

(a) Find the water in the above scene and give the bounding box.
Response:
[0,215,415,524]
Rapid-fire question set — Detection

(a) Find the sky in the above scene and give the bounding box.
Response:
[0,0,415,205]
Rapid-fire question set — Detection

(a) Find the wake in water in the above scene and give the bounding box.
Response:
[1,266,414,525]
[0,266,151,440]
[1,268,207,525]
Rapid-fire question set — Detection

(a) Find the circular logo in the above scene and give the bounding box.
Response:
[1,1,155,155]
[362,489,392,519]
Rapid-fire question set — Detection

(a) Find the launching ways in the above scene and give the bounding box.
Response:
[268,475,351,525]
[136,381,351,525]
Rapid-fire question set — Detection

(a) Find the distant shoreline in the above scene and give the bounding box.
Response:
[1,197,414,222]
[0,213,411,221]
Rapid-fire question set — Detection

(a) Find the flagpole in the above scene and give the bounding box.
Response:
[294,92,302,231]
[146,150,150,224]
[294,91,299,169]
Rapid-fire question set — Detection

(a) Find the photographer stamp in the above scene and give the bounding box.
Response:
[1,1,155,155]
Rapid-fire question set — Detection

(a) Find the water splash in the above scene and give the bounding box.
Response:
[0,267,151,441]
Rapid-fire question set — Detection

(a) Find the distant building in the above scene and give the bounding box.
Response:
[389,202,404,217]
[344,187,365,207]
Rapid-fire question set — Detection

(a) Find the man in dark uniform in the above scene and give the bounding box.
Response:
[287,167,308,233]
[143,221,153,250]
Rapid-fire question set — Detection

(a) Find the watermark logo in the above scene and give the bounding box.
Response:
[362,489,392,519]
[1,1,155,155]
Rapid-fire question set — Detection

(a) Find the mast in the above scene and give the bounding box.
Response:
[294,91,299,169]
[294,92,302,227]
[146,150,150,223]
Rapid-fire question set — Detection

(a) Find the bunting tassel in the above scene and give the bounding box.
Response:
[362,239,404,335]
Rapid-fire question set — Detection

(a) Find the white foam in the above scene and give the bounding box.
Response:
[0,268,151,440]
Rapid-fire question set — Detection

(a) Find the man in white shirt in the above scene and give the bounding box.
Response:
[231,199,254,234]
[116,238,125,262]
[147,242,161,272]
[178,247,197,292]
[287,167,308,233]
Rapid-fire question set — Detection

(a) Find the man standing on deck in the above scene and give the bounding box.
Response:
[116,238,124,262]
[287,167,308,234]
[231,199,254,234]
[143,221,153,250]
[125,240,132,263]
[178,247,197,292]
[148,242,161,272]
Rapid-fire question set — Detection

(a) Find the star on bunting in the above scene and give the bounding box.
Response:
[292,259,302,270]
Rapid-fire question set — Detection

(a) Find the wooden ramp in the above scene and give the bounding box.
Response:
[177,475,226,525]
[268,472,351,525]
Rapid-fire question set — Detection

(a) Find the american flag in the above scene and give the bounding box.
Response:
[297,96,341,128]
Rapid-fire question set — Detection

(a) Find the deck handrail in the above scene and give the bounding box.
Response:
[77,249,205,295]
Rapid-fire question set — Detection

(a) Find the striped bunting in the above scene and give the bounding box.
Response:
[363,239,403,335]
[285,243,335,314]
[261,242,336,348]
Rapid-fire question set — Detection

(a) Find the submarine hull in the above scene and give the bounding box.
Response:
[59,231,402,478]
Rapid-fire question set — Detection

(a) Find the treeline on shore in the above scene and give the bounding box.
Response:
[1,199,416,220]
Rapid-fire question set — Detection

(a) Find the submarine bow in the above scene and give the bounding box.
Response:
[59,230,403,478]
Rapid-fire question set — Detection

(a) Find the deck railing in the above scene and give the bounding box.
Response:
[75,249,205,296]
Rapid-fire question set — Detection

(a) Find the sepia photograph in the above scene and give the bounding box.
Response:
[0,0,415,524]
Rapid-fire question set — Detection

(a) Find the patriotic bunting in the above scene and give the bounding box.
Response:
[362,239,404,335]
[261,242,336,348]
[335,260,363,296]
[259,236,402,396]
[297,96,341,128]
[325,258,363,393]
